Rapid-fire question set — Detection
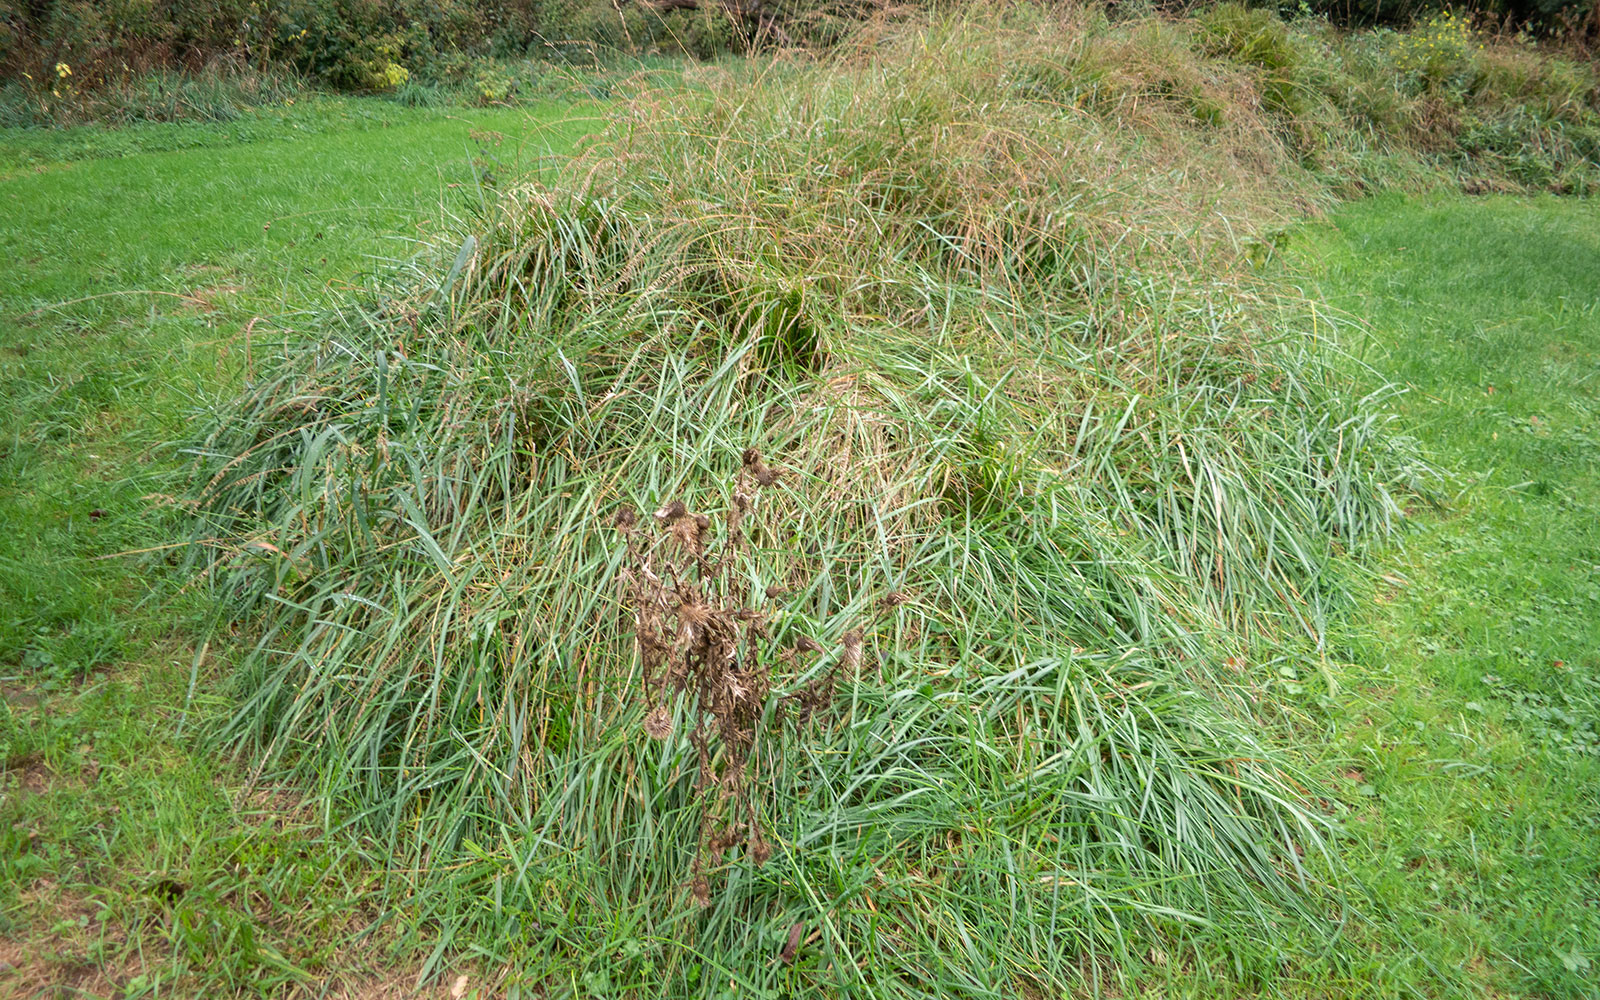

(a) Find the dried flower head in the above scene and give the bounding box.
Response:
[747,823,772,867]
[644,703,673,740]
[841,629,865,673]
[741,447,779,487]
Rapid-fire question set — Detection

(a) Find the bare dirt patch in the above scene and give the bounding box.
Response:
[3,756,58,797]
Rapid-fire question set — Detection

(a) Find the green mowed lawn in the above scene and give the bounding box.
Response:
[0,96,1596,996]
[1304,194,1600,999]
[1,97,592,666]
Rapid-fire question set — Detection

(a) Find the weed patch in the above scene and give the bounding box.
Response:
[180,8,1451,993]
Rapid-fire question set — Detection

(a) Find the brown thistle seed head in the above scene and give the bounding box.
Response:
[841,629,864,671]
[614,507,637,532]
[742,446,778,486]
[747,824,772,867]
[670,513,703,552]
[644,704,673,740]
[655,500,687,523]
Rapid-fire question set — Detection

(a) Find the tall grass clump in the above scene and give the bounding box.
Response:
[181,5,1450,994]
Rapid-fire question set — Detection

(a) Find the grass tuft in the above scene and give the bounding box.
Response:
[176,7,1457,991]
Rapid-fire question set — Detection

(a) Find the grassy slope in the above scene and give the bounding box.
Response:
[1304,194,1600,999]
[0,99,591,996]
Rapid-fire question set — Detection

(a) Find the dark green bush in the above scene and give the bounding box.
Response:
[3,0,1595,101]
[0,1,254,84]
[1257,0,1595,34]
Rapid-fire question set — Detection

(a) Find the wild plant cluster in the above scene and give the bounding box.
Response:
[0,0,882,97]
[615,448,872,903]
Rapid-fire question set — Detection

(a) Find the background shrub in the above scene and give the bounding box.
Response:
[1256,0,1595,34]
[0,1,502,90]
[5,1,1592,106]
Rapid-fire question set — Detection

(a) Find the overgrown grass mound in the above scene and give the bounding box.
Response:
[179,5,1591,993]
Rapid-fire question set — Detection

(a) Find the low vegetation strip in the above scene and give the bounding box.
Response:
[176,3,1600,994]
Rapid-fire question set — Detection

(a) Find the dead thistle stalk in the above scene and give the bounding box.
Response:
[612,448,878,903]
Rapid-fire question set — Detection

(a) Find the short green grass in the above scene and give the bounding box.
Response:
[1303,193,1600,999]
[2,92,1598,997]
[0,95,593,995]
[1,95,590,665]
[2,95,485,174]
